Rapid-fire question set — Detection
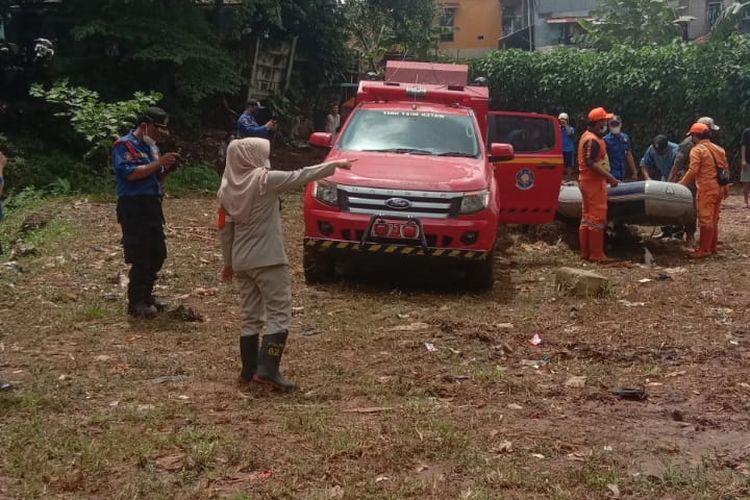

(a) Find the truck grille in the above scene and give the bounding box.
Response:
[338,185,462,219]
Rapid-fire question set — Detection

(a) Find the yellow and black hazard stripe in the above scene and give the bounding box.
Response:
[304,238,487,261]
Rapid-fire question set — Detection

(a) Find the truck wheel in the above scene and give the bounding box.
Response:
[303,246,335,285]
[465,253,495,291]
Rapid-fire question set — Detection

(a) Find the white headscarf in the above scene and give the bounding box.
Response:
[217,138,270,224]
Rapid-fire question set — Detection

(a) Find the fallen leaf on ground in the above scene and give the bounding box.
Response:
[155,453,185,472]
[531,453,546,459]
[493,440,513,454]
[424,342,438,352]
[226,470,272,483]
[388,322,429,332]
[342,407,395,414]
[565,376,587,388]
[375,475,390,483]
[606,483,620,498]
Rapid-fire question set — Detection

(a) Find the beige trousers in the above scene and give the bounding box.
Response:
[235,264,291,337]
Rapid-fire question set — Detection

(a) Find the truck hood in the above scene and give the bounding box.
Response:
[324,151,488,192]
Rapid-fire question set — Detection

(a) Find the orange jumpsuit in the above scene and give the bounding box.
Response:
[680,139,729,254]
[577,130,609,260]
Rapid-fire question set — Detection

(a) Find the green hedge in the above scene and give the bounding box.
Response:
[471,35,750,173]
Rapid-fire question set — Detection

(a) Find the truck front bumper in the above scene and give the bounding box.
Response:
[303,237,488,261]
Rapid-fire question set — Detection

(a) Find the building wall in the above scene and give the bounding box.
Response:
[438,0,502,59]
[681,0,734,39]
[534,0,599,48]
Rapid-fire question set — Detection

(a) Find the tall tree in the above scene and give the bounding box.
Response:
[341,0,436,73]
[579,0,682,50]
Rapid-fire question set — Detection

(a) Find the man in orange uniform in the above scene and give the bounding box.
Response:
[578,107,620,261]
[679,122,730,258]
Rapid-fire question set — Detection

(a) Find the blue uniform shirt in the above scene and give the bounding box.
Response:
[640,142,678,181]
[237,111,269,138]
[113,131,162,198]
[604,132,631,180]
[561,125,576,153]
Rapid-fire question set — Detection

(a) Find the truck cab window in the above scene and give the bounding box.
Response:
[489,116,556,153]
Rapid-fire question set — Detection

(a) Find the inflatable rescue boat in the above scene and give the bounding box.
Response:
[557,181,696,227]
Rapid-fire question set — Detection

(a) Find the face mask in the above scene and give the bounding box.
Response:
[598,125,608,135]
[609,126,621,135]
[143,129,160,158]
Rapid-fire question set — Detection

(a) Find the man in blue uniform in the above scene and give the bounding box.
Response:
[237,100,277,139]
[558,113,576,178]
[604,115,638,181]
[113,107,180,319]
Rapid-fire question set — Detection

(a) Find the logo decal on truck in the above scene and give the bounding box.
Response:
[516,168,535,190]
[385,197,412,210]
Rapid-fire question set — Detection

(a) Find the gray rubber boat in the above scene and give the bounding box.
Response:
[557,180,696,226]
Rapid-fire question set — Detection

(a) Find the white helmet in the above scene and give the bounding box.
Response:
[558,113,569,121]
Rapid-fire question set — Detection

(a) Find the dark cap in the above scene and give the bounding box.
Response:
[653,134,668,150]
[137,106,169,128]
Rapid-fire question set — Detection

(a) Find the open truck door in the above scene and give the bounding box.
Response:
[488,112,564,224]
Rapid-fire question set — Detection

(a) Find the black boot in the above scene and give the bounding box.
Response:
[128,302,158,319]
[253,331,296,391]
[147,296,169,312]
[239,334,259,382]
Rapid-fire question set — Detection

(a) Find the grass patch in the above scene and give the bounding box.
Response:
[165,163,220,195]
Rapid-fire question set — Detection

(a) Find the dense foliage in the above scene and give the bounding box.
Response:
[29,80,161,159]
[471,35,750,168]
[578,0,682,49]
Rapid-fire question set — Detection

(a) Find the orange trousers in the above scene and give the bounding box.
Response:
[580,178,608,229]
[696,190,721,227]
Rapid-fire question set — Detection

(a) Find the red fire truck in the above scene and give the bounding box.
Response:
[303,61,563,289]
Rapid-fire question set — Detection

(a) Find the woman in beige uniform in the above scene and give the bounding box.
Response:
[218,138,352,391]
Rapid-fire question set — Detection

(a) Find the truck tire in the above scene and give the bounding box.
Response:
[303,246,335,285]
[465,253,495,291]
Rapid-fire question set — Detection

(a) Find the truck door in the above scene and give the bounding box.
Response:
[488,112,564,224]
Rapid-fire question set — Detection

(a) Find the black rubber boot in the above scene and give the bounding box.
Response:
[239,334,259,382]
[128,302,158,319]
[253,331,296,391]
[147,296,169,312]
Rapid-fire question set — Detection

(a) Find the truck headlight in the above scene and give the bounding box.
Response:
[313,181,338,206]
[460,190,489,214]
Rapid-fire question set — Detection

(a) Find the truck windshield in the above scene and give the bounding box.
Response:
[337,110,480,158]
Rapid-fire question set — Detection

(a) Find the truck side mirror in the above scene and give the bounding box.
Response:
[489,143,515,162]
[309,132,333,148]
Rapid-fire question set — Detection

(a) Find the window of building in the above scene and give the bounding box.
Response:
[439,7,456,42]
[707,1,722,28]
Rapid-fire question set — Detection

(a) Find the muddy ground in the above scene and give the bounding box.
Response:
[1,179,750,499]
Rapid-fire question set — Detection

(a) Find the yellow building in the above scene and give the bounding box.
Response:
[437,0,503,59]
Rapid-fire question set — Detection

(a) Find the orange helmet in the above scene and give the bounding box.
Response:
[687,122,710,136]
[588,107,614,122]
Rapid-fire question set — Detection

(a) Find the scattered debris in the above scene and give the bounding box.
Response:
[2,261,23,273]
[375,475,390,484]
[531,453,546,459]
[664,266,687,275]
[555,267,610,297]
[520,359,541,369]
[193,287,218,297]
[11,243,38,259]
[226,470,273,484]
[507,403,523,410]
[396,313,410,319]
[155,453,185,472]
[388,322,429,332]
[300,328,320,337]
[151,375,189,385]
[343,407,395,414]
[654,273,672,281]
[529,334,543,347]
[618,300,645,307]
[638,278,652,284]
[606,483,620,498]
[292,306,305,315]
[493,440,513,454]
[496,323,514,330]
[95,355,112,362]
[170,305,203,322]
[611,387,646,401]
[326,485,344,499]
[564,376,587,388]
[424,342,438,352]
